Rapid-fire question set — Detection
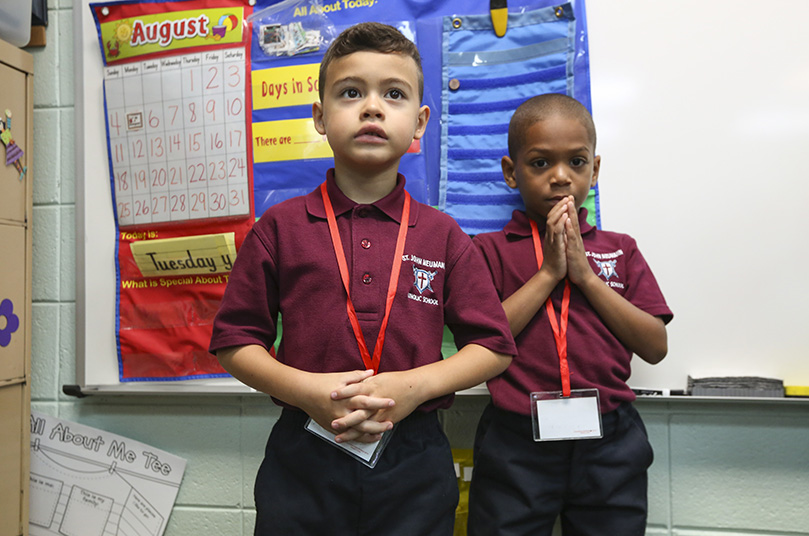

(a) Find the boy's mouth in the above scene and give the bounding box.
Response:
[355,125,387,141]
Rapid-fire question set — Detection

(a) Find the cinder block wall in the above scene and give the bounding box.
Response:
[30,2,809,534]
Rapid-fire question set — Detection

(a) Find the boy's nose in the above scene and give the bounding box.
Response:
[362,95,384,118]
[550,166,571,184]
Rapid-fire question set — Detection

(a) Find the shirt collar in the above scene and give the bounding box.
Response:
[504,207,595,237]
[306,169,418,225]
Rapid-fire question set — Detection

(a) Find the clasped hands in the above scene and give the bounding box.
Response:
[542,196,598,286]
[302,368,420,444]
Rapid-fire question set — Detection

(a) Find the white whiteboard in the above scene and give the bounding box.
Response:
[76,0,809,393]
[588,1,809,389]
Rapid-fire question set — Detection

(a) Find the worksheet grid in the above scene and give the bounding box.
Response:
[105,48,250,227]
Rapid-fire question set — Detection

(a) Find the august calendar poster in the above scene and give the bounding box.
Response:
[91,0,255,381]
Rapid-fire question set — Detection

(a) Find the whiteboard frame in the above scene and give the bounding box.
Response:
[76,0,809,396]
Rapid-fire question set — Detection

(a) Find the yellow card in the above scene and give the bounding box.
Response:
[252,64,320,110]
[252,118,332,163]
[130,232,236,278]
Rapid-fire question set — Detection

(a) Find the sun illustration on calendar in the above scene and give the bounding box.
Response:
[210,14,239,40]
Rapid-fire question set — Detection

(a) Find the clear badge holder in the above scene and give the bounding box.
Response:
[305,417,395,469]
[531,388,603,442]
[248,0,337,59]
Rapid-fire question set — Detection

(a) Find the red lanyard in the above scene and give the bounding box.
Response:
[320,181,410,374]
[529,220,572,396]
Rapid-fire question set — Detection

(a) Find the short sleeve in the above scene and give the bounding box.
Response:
[443,235,516,357]
[622,237,673,324]
[209,224,280,353]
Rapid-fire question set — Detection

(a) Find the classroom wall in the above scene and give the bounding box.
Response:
[30,1,809,535]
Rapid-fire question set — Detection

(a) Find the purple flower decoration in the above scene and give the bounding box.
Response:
[0,298,20,347]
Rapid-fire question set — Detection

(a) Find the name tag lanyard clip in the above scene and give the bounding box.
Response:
[529,219,602,442]
[529,219,571,396]
[303,181,410,467]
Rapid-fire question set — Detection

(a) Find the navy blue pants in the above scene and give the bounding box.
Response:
[254,408,458,536]
[468,402,653,536]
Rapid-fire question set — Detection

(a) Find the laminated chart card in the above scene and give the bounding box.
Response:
[105,48,249,227]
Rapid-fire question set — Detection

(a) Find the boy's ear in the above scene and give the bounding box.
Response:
[502,156,518,189]
[312,102,326,135]
[591,155,601,188]
[413,105,430,140]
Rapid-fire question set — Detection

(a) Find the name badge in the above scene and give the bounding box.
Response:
[530,388,603,441]
[304,418,395,468]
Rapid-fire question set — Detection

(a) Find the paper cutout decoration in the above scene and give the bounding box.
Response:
[1,109,26,180]
[0,298,20,347]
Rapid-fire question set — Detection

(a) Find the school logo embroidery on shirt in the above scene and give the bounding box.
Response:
[595,259,618,280]
[412,265,436,294]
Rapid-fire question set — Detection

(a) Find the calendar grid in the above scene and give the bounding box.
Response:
[105,47,249,227]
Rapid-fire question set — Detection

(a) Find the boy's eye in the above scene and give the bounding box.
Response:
[341,88,361,98]
[386,88,404,100]
[530,159,548,168]
[571,157,587,166]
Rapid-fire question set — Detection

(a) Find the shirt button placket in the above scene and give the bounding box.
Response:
[355,207,373,292]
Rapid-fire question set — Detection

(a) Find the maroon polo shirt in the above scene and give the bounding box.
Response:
[210,171,516,411]
[473,209,673,415]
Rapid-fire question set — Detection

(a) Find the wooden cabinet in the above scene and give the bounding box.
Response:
[0,37,33,536]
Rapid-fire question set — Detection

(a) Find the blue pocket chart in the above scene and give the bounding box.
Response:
[248,0,596,231]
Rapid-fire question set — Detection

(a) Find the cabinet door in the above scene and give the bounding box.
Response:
[0,383,24,536]
[0,60,29,224]
[0,224,25,382]
[0,37,31,536]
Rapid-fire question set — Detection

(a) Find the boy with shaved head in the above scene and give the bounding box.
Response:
[468,93,673,536]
